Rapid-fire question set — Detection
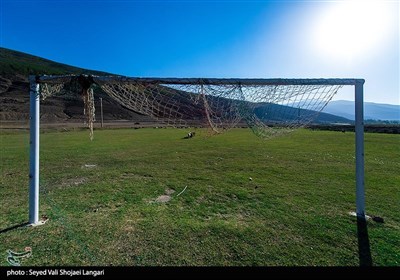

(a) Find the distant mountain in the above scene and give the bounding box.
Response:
[323,100,400,121]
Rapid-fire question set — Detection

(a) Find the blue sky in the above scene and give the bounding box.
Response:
[1,0,399,104]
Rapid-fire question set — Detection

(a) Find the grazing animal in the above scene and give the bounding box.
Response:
[183,131,196,139]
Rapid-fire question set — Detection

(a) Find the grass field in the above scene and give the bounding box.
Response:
[0,128,399,266]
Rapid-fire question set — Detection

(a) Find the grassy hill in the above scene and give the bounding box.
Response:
[0,47,109,77]
[0,48,153,124]
[254,102,350,125]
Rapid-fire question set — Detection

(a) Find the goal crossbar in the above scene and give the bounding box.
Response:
[35,75,364,86]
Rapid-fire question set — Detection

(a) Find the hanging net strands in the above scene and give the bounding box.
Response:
[35,75,349,139]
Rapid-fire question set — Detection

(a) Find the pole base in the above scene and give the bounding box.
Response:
[349,211,370,220]
[27,218,48,227]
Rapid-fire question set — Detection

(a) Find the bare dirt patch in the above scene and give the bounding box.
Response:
[59,177,87,188]
[165,188,175,195]
[151,188,176,203]
[155,195,171,203]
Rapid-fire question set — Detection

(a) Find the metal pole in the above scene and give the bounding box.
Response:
[90,77,363,86]
[100,97,104,128]
[355,80,365,220]
[29,77,40,225]
[38,75,363,86]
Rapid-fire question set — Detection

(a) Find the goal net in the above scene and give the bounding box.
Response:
[28,75,367,226]
[38,75,345,140]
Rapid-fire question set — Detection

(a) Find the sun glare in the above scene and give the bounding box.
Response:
[313,0,395,60]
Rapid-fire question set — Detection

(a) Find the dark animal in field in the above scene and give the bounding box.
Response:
[183,131,196,139]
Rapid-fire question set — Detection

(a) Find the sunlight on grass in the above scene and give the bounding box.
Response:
[0,128,399,266]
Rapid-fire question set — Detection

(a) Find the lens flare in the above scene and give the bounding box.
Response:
[314,0,394,60]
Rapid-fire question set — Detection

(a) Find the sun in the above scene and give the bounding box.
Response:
[313,0,394,60]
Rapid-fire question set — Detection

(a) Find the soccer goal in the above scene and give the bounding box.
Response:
[27,75,366,225]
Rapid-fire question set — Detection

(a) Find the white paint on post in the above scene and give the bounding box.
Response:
[355,80,365,220]
[29,77,40,225]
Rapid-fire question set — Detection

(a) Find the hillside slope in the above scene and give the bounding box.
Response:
[0,47,153,124]
[0,47,352,126]
[0,47,110,77]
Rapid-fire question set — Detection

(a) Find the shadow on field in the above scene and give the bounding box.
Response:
[0,222,29,234]
[357,218,373,266]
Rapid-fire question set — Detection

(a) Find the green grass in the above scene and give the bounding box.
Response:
[0,128,399,266]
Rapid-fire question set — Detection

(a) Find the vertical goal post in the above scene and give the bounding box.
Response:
[27,75,366,225]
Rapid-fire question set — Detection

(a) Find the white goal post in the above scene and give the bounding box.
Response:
[27,76,366,225]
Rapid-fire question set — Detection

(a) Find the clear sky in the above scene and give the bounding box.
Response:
[1,0,399,104]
